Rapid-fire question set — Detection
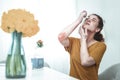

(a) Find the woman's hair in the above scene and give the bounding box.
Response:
[93,14,104,42]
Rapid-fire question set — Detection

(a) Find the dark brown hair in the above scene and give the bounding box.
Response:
[93,14,104,42]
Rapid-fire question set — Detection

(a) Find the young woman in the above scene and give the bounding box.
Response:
[58,11,106,80]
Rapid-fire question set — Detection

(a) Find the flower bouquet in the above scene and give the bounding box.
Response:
[0,9,40,78]
[1,9,39,36]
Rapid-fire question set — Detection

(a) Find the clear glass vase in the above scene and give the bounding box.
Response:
[6,31,26,78]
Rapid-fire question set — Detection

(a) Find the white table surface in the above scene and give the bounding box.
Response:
[0,64,78,80]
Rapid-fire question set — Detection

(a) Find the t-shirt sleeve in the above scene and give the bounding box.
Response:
[90,42,106,65]
[64,37,73,54]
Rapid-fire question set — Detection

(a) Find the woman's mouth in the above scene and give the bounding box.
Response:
[85,22,90,25]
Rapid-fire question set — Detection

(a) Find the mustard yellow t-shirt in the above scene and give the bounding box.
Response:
[65,37,106,80]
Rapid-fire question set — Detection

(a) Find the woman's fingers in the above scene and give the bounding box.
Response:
[79,26,88,39]
[81,10,87,18]
[84,28,88,36]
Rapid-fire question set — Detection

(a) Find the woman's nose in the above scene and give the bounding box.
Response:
[86,19,91,23]
[85,18,91,23]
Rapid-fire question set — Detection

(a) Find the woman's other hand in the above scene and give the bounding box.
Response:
[80,10,87,18]
[79,26,88,40]
[77,10,87,24]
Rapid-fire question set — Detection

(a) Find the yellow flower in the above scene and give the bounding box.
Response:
[0,9,39,37]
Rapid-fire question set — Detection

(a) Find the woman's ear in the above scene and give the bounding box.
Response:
[95,28,100,32]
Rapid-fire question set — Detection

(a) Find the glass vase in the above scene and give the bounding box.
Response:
[6,31,26,78]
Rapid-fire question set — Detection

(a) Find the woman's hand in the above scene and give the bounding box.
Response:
[80,10,87,18]
[77,10,87,22]
[79,26,88,40]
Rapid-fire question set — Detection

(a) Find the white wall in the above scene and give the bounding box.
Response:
[98,0,120,74]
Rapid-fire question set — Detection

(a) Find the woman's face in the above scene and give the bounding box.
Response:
[82,14,100,32]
